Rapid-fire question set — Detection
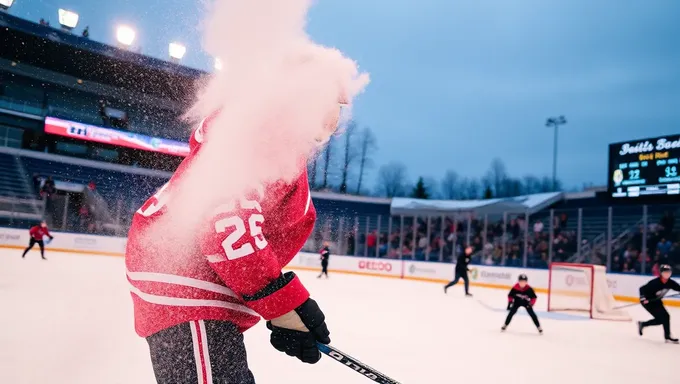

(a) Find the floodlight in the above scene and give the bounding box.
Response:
[116,25,136,47]
[58,9,79,30]
[0,0,14,11]
[169,42,186,60]
[214,58,223,71]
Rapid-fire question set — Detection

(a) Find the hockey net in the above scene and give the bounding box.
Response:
[548,263,631,321]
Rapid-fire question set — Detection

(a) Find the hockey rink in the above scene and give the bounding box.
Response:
[1,249,678,384]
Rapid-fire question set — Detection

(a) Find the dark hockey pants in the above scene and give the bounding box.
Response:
[147,320,256,384]
[22,238,45,258]
[319,261,329,277]
[642,302,671,339]
[505,302,541,328]
[444,270,469,294]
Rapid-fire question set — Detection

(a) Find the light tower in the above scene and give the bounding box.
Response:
[545,115,567,191]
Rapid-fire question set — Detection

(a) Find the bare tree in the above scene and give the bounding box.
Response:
[339,121,358,193]
[466,178,481,199]
[356,127,377,194]
[376,162,407,197]
[440,170,459,199]
[484,158,509,197]
[522,175,541,194]
[459,177,481,200]
[539,176,562,192]
[321,136,335,190]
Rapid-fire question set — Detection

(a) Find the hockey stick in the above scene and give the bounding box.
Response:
[614,293,680,310]
[317,343,402,384]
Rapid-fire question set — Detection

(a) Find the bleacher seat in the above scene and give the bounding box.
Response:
[0,153,34,199]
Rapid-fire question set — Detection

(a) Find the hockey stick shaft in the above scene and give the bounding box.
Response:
[317,343,402,384]
[614,293,680,310]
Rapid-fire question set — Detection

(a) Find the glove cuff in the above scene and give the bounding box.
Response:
[242,272,310,320]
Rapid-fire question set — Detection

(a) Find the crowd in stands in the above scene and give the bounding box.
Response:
[11,166,680,276]
[342,213,577,269]
[327,209,680,275]
[612,211,679,275]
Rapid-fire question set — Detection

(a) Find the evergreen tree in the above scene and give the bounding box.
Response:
[411,177,430,199]
[483,186,493,199]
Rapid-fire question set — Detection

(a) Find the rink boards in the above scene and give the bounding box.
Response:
[1,226,677,307]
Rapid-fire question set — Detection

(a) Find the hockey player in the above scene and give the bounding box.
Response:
[638,264,680,343]
[502,274,542,334]
[21,220,53,260]
[444,246,473,296]
[125,98,349,382]
[318,242,330,278]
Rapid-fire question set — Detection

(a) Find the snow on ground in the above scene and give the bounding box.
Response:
[1,249,678,384]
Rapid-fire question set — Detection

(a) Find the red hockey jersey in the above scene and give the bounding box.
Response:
[125,118,316,338]
[29,225,51,240]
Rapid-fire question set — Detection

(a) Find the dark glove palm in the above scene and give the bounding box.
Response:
[267,298,330,364]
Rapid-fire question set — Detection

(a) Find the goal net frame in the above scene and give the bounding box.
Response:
[547,262,631,321]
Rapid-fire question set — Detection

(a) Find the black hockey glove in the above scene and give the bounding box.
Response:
[507,301,513,310]
[50,236,54,240]
[267,298,330,364]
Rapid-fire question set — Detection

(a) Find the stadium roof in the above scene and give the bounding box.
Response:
[390,192,563,216]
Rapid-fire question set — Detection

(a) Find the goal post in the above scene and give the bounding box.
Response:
[548,262,631,321]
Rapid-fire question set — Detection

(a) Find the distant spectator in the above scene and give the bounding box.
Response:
[32,174,42,197]
[658,238,672,256]
[41,176,56,200]
[660,211,675,238]
[366,230,377,257]
[88,180,96,191]
[79,204,91,231]
[346,231,355,256]
[559,213,568,230]
[82,26,90,38]
[39,18,46,25]
[533,220,544,234]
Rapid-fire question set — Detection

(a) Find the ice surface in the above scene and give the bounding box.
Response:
[1,249,678,384]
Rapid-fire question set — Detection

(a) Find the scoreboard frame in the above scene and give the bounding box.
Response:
[607,134,680,200]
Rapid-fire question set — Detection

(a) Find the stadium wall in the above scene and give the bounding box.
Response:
[1,227,677,307]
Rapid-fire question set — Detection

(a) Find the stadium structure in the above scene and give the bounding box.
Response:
[0,10,678,278]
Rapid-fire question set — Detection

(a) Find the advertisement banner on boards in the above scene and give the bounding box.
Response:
[403,260,453,281]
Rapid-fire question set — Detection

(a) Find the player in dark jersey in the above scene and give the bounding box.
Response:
[502,274,542,334]
[318,242,330,278]
[638,265,680,343]
[444,246,473,296]
[21,220,53,260]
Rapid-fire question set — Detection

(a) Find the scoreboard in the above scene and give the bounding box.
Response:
[608,134,680,199]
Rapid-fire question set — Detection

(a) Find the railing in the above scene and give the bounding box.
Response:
[1,194,677,275]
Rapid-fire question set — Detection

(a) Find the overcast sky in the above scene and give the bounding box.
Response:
[10,0,680,190]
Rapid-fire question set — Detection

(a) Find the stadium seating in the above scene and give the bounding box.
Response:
[0,152,35,199]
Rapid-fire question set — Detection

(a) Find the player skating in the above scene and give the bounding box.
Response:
[501,274,542,334]
[21,220,53,260]
[444,246,473,296]
[125,96,354,382]
[638,265,680,343]
[318,242,330,278]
